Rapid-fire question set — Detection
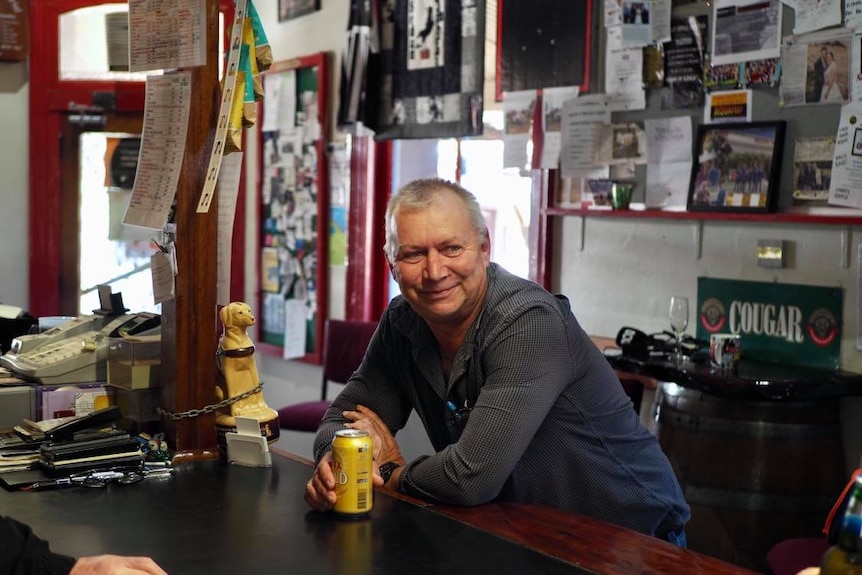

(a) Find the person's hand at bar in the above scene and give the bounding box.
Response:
[70,555,168,575]
[1,514,169,575]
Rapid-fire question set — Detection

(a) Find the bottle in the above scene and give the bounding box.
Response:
[821,476,862,575]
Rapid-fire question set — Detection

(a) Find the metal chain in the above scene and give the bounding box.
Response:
[157,381,265,420]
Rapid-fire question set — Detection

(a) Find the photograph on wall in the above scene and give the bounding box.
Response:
[595,122,646,165]
[621,0,652,46]
[687,121,786,213]
[793,136,835,205]
[373,0,485,140]
[779,30,851,106]
[278,0,320,22]
[743,58,780,87]
[703,53,741,90]
[804,40,850,104]
[540,86,579,169]
[710,0,782,66]
[502,89,536,169]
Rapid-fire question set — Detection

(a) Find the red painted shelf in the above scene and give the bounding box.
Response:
[544,207,862,226]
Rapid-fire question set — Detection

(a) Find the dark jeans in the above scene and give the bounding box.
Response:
[655,525,687,548]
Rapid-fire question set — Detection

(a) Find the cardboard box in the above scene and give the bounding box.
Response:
[111,386,160,422]
[107,335,161,390]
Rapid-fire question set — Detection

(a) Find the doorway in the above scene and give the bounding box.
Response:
[59,113,153,316]
[29,0,236,318]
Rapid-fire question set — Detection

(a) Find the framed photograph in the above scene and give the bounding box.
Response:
[278,0,320,22]
[687,121,786,213]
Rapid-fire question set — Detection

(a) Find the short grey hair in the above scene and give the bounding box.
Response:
[383,178,488,264]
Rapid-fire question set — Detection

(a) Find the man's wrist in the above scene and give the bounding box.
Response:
[378,461,401,485]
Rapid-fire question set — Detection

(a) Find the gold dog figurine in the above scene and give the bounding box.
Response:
[215,301,279,444]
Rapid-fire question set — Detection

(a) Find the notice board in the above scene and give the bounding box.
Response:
[0,0,27,62]
[257,52,329,364]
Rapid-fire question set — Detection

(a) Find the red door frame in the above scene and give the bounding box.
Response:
[29,0,237,317]
[344,137,391,322]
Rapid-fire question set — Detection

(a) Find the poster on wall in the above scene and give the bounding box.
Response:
[696,277,842,370]
[373,0,485,140]
[660,15,707,110]
[710,0,782,66]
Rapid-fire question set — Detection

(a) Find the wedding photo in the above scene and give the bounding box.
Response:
[805,40,849,104]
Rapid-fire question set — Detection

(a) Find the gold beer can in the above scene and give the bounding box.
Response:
[332,429,373,516]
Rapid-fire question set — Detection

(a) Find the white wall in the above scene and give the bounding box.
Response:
[0,60,29,310]
[556,217,862,472]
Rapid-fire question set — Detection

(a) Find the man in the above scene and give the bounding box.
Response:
[1,515,169,575]
[811,45,828,103]
[304,178,690,545]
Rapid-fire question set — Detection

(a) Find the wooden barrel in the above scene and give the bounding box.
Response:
[654,382,846,573]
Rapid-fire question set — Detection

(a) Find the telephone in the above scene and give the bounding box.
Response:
[0,313,160,385]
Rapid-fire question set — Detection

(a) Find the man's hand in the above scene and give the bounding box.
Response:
[343,405,405,467]
[70,555,168,575]
[305,452,339,512]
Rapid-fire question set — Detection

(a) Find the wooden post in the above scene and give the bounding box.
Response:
[160,0,221,461]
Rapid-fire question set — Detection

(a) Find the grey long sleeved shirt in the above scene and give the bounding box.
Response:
[314,264,690,536]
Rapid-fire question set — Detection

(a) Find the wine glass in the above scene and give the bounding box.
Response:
[668,296,689,364]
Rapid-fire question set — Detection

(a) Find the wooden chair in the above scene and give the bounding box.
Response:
[277,319,378,432]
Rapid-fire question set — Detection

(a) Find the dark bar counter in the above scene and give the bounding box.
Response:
[609,352,862,400]
[605,351,862,572]
[0,449,760,575]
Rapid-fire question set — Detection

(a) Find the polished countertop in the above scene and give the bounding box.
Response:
[591,335,862,400]
[0,449,761,575]
[609,353,862,400]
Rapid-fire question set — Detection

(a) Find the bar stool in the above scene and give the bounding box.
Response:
[277,319,378,432]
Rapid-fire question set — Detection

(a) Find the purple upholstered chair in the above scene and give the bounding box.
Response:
[766,537,828,575]
[277,319,378,432]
